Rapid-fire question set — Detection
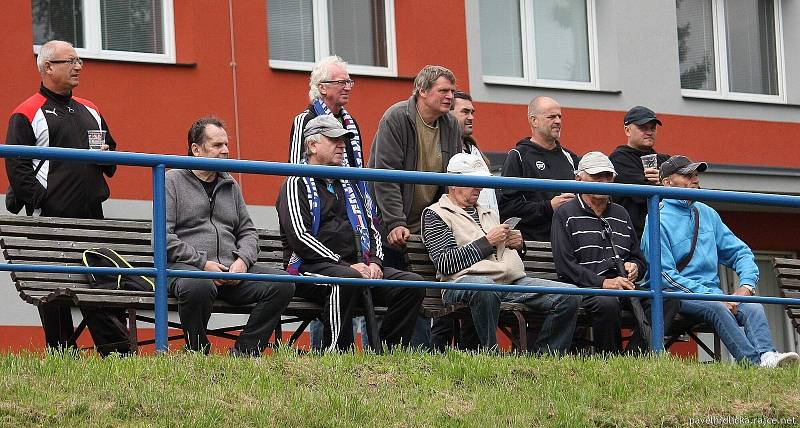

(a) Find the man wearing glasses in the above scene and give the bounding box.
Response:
[288,56,360,167]
[287,56,373,349]
[4,40,122,354]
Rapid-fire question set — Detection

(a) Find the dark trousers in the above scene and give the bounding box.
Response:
[580,295,624,354]
[37,203,130,355]
[169,263,294,354]
[430,317,481,351]
[293,262,425,350]
[624,297,681,353]
[38,305,131,355]
[580,296,682,354]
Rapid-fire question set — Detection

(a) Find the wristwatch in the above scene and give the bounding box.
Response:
[741,284,756,295]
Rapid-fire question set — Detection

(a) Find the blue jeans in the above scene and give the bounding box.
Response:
[680,300,775,364]
[442,275,581,353]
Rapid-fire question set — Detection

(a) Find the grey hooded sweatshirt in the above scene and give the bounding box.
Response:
[163,169,259,269]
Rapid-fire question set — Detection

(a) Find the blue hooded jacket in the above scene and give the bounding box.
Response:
[640,198,758,295]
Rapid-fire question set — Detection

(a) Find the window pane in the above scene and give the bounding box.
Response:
[532,0,590,82]
[478,0,523,78]
[676,0,716,90]
[100,0,164,54]
[328,0,387,67]
[725,0,778,95]
[268,0,315,62]
[32,0,84,48]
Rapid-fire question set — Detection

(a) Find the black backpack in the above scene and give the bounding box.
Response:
[82,248,155,291]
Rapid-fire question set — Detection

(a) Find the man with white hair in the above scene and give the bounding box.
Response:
[422,153,580,352]
[287,56,374,349]
[551,152,676,354]
[288,56,362,167]
[4,40,122,354]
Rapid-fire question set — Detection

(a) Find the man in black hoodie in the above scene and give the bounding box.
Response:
[498,96,580,242]
[609,106,670,238]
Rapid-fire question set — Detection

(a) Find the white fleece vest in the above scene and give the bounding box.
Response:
[426,194,526,284]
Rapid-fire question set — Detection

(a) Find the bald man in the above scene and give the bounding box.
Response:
[498,96,579,242]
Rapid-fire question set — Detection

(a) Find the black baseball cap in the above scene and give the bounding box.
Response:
[659,155,708,181]
[624,106,662,126]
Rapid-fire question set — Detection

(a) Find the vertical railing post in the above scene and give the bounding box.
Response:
[647,195,665,353]
[152,165,169,353]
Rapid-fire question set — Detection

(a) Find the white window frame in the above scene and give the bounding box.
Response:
[33,0,176,64]
[481,0,598,91]
[681,0,786,104]
[268,0,397,77]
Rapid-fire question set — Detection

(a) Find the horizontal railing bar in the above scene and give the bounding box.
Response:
[2,146,800,208]
[5,261,798,306]
[0,263,155,277]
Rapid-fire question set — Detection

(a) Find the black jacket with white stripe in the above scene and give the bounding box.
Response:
[277,176,383,268]
[551,195,646,288]
[288,104,362,166]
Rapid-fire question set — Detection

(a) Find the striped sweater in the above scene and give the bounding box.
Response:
[551,195,646,288]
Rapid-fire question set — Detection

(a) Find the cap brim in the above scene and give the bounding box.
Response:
[320,130,355,139]
[630,118,662,126]
[448,169,491,177]
[677,162,707,175]
[582,166,617,176]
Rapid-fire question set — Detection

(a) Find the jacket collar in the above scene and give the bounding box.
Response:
[575,193,612,217]
[662,198,694,211]
[39,83,72,105]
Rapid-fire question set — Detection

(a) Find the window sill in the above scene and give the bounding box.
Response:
[483,79,621,94]
[681,91,789,106]
[269,60,397,78]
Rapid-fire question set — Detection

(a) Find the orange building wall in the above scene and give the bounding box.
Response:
[2,0,800,207]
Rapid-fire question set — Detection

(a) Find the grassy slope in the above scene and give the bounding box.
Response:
[0,349,798,427]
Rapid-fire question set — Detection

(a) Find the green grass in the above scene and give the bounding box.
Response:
[0,349,798,427]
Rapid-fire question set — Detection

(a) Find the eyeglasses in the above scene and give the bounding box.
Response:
[48,58,84,66]
[321,79,355,87]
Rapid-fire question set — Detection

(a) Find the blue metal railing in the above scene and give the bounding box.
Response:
[2,145,800,354]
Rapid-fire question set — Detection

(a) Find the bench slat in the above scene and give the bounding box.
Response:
[0,225,152,243]
[0,215,150,231]
[1,238,154,255]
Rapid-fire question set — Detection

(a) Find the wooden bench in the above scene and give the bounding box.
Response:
[0,214,322,352]
[1,214,720,357]
[772,257,800,337]
[406,235,720,356]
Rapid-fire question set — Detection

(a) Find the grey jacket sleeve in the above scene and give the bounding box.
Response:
[165,175,207,269]
[231,182,260,267]
[370,113,408,232]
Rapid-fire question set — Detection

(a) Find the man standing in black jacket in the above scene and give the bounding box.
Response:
[499,96,579,242]
[609,106,670,238]
[4,40,125,354]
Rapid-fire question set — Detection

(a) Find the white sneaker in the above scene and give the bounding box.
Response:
[760,351,800,368]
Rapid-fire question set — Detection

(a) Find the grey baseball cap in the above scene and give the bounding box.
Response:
[303,115,354,139]
[659,155,708,181]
